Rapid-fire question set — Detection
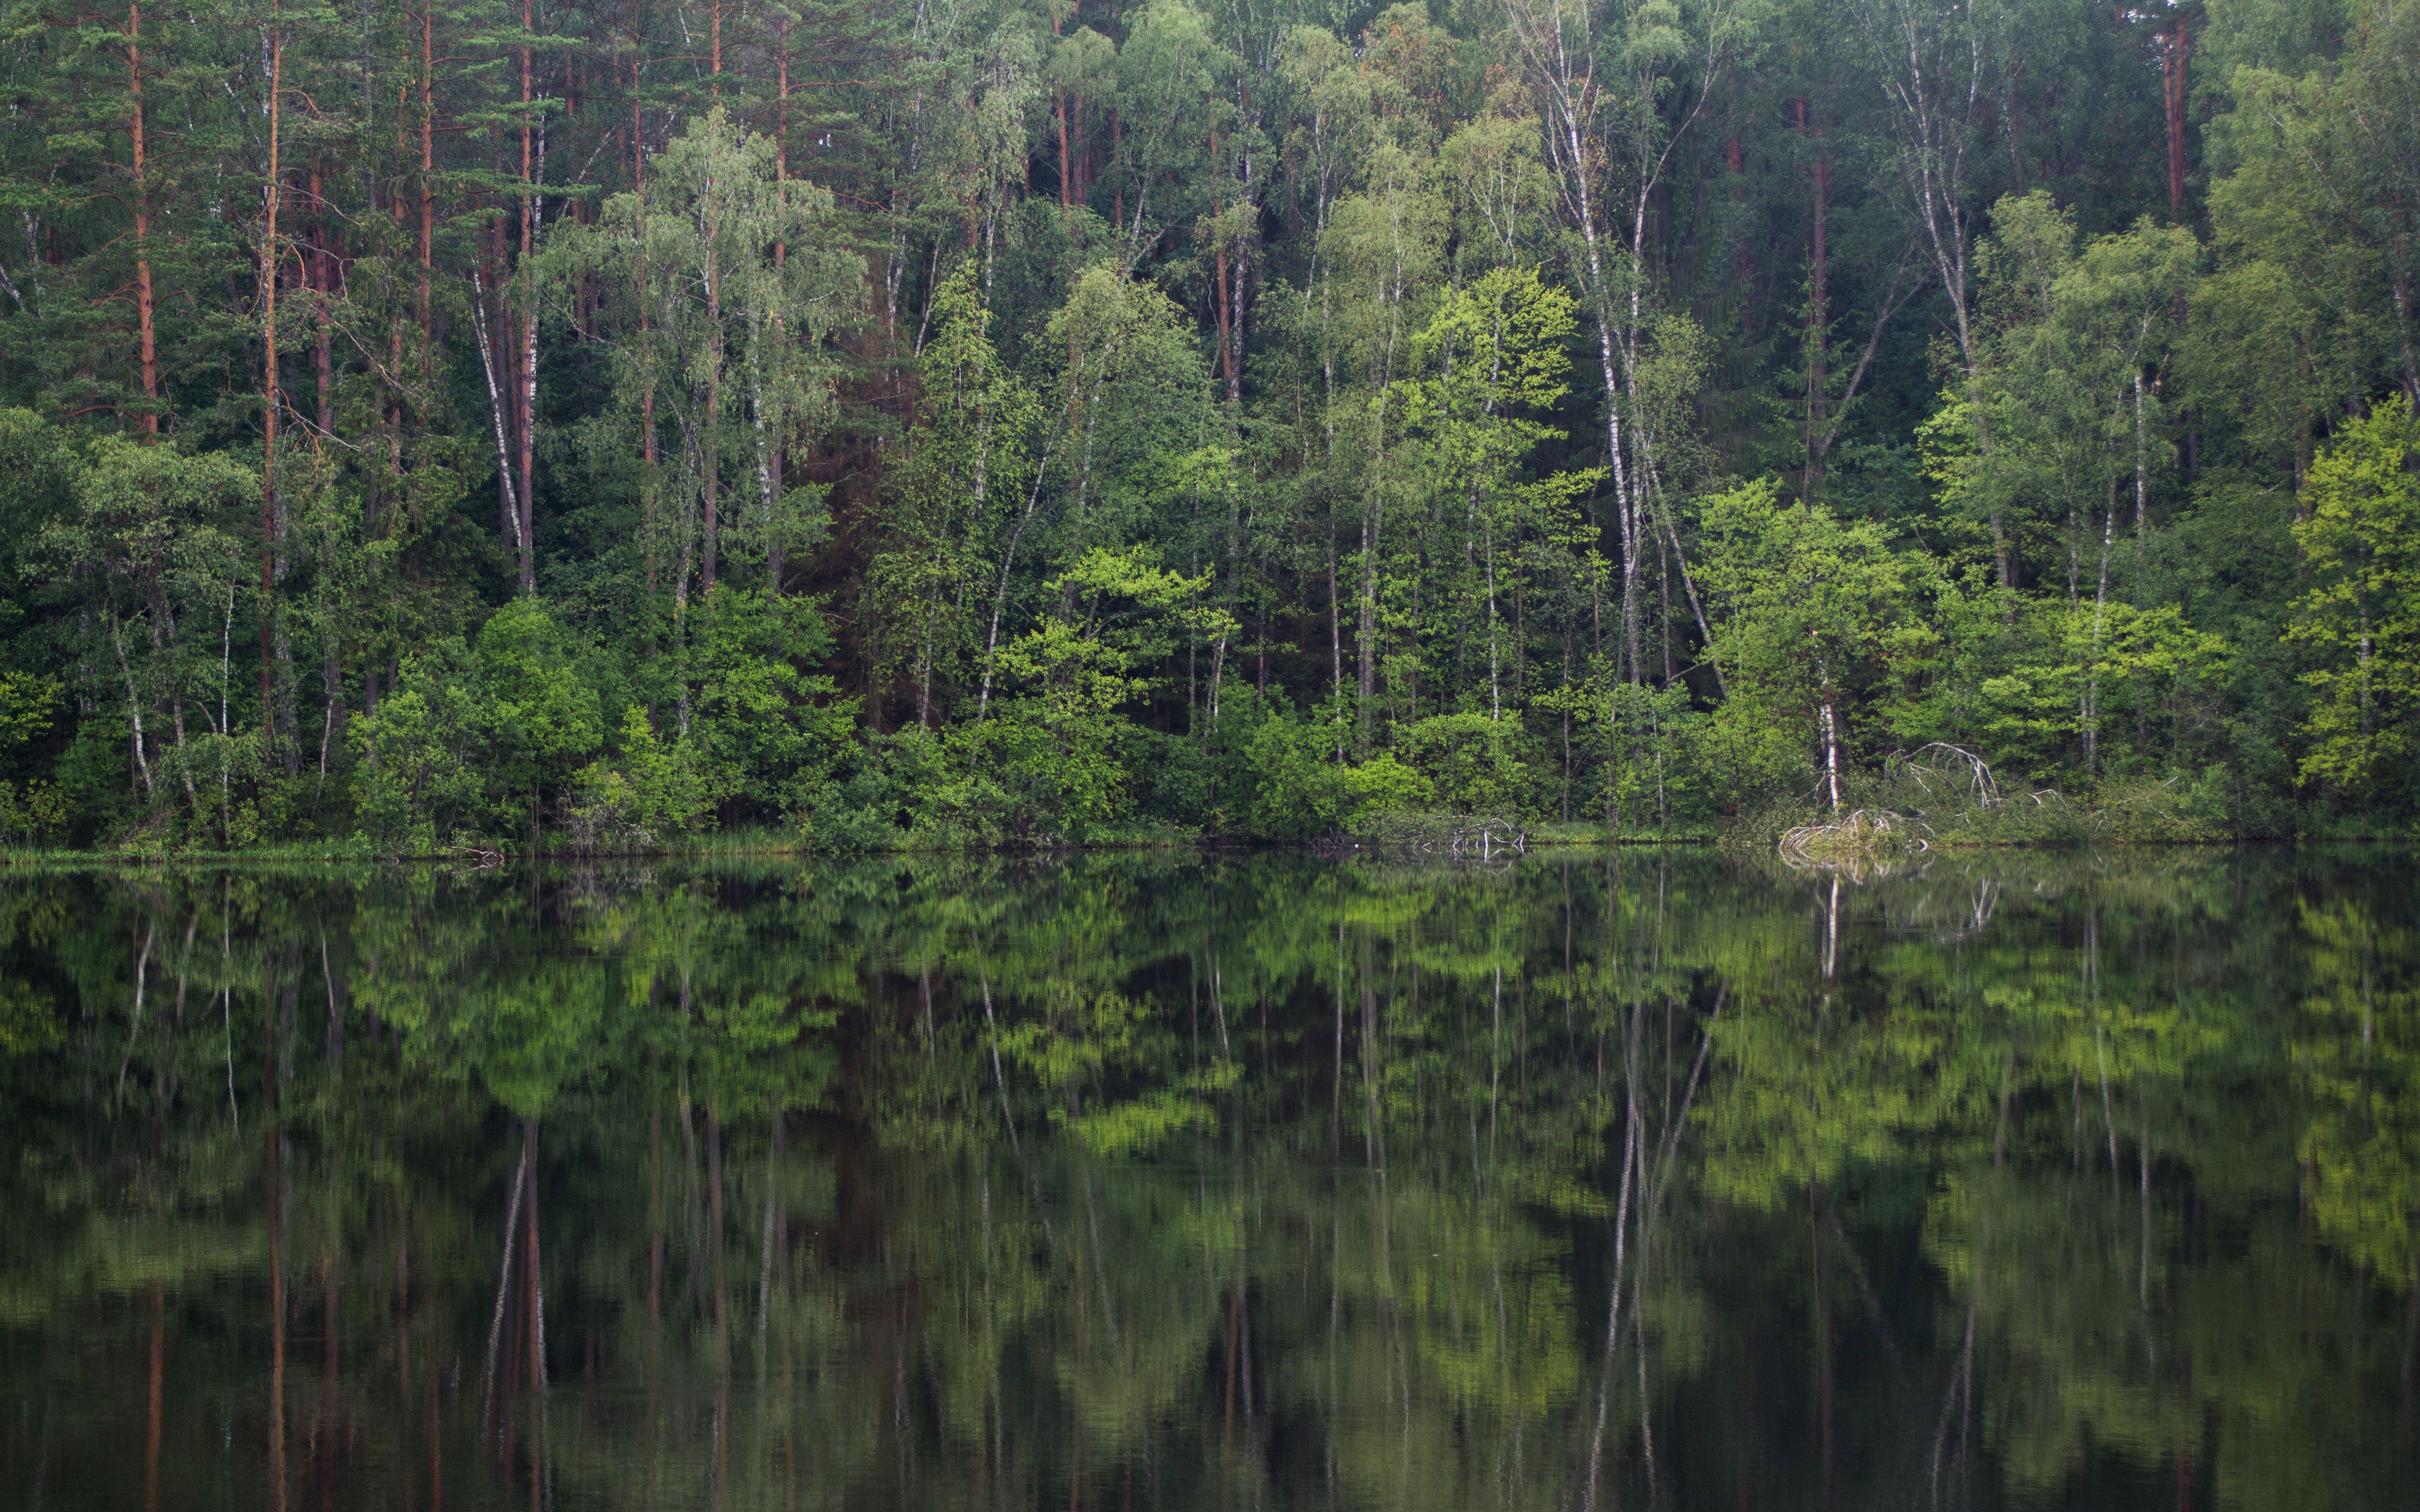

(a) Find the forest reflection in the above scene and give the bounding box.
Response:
[1,848,2413,1510]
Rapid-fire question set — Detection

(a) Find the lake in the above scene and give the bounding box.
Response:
[1,848,2413,1509]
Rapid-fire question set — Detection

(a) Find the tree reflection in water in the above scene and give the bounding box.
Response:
[0,848,2412,1510]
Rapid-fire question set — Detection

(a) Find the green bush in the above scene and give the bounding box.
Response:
[1240,702,1431,840]
[567,706,717,849]
[1395,713,1529,816]
[350,600,604,850]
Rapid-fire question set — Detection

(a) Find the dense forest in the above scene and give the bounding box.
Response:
[0,0,2414,851]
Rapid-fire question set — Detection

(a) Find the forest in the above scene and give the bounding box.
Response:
[0,0,2414,852]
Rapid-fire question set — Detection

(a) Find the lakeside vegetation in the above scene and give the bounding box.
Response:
[1,0,2416,855]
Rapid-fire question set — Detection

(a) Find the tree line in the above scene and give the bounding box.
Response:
[0,0,2414,850]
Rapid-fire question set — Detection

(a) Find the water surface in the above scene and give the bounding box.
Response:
[2,849,2414,1509]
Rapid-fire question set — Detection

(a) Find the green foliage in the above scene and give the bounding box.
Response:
[1393,712,1530,815]
[568,706,717,847]
[2290,397,2420,805]
[1698,479,1936,805]
[350,600,604,849]
[679,588,857,820]
[0,0,2413,849]
[1240,700,1431,839]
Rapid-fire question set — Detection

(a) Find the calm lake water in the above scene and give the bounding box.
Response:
[1,849,2414,1510]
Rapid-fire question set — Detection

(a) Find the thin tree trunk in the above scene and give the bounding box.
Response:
[320,640,340,778]
[110,604,156,799]
[975,408,1069,721]
[309,161,332,439]
[633,59,657,595]
[2163,17,2189,218]
[1819,684,1842,813]
[516,0,538,594]
[418,1,434,370]
[470,270,526,566]
[129,2,160,435]
[2134,365,2149,537]
[769,21,790,598]
[1802,98,1828,498]
[701,218,722,595]
[146,546,198,811]
[2084,480,2116,776]
[258,7,283,762]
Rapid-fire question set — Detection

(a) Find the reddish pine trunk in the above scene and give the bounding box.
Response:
[129,3,159,434]
[1054,13,1071,210]
[1802,99,1828,498]
[516,0,536,593]
[260,12,283,759]
[771,21,789,597]
[384,127,405,532]
[418,1,434,366]
[633,59,657,595]
[2163,18,2191,217]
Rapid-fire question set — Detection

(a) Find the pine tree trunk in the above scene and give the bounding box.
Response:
[633,61,657,595]
[1801,98,1828,498]
[514,0,539,595]
[258,8,283,762]
[768,23,790,598]
[129,3,159,435]
[418,1,434,369]
[2164,18,2189,218]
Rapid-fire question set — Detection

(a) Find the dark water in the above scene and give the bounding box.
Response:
[2,849,2415,1511]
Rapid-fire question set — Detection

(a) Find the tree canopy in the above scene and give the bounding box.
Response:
[1,0,2415,850]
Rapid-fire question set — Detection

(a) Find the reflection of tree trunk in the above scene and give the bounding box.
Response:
[146,1284,163,1512]
[1821,874,1840,981]
[2400,1285,2417,1446]
[1581,1044,1640,1512]
[427,1368,442,1512]
[2139,1104,2154,1308]
[648,1108,663,1325]
[706,1106,725,1329]
[393,1219,412,1512]
[1224,1283,1240,1435]
[759,1114,783,1374]
[266,949,287,1512]
[1812,1182,1836,1512]
[479,1143,530,1429]
[1824,1208,1904,1377]
[116,922,154,1111]
[524,1121,549,1511]
[320,1242,338,1511]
